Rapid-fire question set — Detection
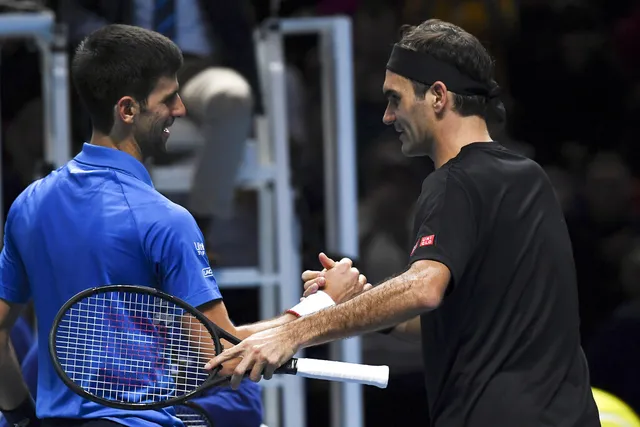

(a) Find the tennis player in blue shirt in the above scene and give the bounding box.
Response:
[0,24,363,427]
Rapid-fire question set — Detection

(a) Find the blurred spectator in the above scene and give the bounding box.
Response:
[544,165,577,213]
[613,3,640,80]
[567,152,636,343]
[57,0,263,262]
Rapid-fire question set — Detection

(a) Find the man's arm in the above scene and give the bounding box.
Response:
[294,259,448,348]
[302,256,419,343]
[199,299,297,343]
[199,258,370,343]
[206,259,450,387]
[0,299,36,423]
[0,203,37,421]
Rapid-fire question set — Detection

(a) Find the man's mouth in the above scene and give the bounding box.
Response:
[163,120,174,136]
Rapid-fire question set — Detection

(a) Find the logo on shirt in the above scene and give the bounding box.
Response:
[410,234,435,256]
[420,235,435,247]
[202,267,214,278]
[194,242,206,257]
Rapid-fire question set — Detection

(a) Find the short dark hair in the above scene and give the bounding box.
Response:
[71,24,183,134]
[397,19,505,127]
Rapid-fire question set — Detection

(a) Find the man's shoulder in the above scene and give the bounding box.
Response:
[10,167,66,213]
[135,193,198,236]
[418,163,464,199]
[436,142,546,193]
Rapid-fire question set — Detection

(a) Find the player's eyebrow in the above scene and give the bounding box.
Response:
[383,88,400,99]
[162,89,179,103]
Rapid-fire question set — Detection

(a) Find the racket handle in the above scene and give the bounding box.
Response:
[277,358,389,389]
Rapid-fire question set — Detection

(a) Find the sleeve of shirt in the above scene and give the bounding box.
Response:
[409,169,478,290]
[0,205,30,304]
[145,209,222,308]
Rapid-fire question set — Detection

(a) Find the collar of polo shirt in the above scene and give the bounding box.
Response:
[74,143,154,188]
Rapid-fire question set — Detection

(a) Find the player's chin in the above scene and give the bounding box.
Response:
[153,134,169,153]
[400,141,423,157]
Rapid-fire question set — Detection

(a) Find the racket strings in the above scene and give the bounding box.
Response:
[55,290,219,404]
[174,404,212,427]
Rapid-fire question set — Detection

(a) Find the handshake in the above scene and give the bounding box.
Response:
[294,252,373,312]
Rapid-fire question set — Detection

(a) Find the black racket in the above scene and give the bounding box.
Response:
[174,401,213,427]
[49,285,389,410]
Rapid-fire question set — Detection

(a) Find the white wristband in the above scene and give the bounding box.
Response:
[286,291,336,317]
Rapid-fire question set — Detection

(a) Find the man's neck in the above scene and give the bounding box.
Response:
[431,115,493,169]
[89,132,143,162]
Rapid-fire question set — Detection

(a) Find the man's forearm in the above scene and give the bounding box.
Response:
[234,291,337,339]
[0,337,30,410]
[295,261,445,348]
[235,313,298,339]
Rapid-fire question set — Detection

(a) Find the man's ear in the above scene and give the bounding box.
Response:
[430,81,449,114]
[116,96,138,124]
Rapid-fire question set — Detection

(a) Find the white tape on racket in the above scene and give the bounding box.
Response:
[294,358,389,389]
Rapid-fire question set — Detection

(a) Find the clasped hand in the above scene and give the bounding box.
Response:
[204,254,369,389]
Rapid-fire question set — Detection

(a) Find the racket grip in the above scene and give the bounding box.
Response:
[277,358,389,389]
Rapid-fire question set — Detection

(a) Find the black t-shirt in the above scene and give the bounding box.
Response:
[410,142,600,427]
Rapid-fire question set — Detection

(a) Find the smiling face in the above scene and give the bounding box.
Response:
[382,71,434,157]
[116,75,186,158]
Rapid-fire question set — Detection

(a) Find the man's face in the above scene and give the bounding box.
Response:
[132,76,186,157]
[382,71,433,157]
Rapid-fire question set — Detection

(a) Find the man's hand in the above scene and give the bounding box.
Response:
[205,259,363,388]
[204,324,300,390]
[301,253,372,302]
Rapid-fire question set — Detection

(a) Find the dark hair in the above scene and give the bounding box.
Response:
[71,24,183,134]
[397,19,505,132]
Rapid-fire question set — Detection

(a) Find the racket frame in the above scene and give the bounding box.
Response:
[49,284,231,410]
[49,284,382,411]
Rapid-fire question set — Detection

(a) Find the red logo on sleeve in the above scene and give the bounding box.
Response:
[420,235,435,247]
[411,234,435,256]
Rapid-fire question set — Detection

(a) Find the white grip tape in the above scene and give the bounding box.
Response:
[286,291,335,317]
[295,358,389,389]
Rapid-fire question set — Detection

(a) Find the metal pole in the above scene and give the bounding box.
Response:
[330,18,362,427]
[254,27,281,427]
[278,16,362,427]
[262,21,307,427]
[51,24,72,167]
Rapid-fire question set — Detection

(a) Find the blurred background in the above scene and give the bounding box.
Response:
[2,0,640,426]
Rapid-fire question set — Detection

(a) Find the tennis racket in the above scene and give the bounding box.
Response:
[49,285,389,410]
[174,401,213,427]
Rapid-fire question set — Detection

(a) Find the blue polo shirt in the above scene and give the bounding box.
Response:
[0,143,222,426]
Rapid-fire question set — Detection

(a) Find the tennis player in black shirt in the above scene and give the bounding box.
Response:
[206,19,601,427]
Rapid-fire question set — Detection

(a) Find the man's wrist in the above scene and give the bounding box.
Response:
[1,395,39,427]
[285,291,335,318]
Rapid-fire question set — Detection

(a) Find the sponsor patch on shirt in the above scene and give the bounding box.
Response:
[202,267,213,278]
[420,235,435,247]
[194,242,206,257]
[411,234,435,255]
